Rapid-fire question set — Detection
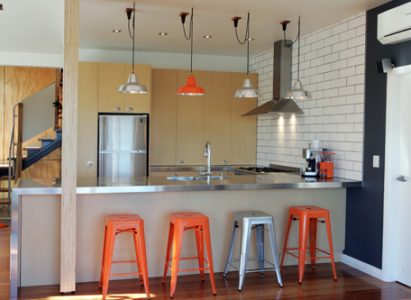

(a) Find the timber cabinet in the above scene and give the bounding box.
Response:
[151,68,257,166]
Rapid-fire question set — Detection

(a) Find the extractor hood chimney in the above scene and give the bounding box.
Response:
[243,40,304,116]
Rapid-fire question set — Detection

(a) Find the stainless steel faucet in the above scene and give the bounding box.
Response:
[204,142,211,175]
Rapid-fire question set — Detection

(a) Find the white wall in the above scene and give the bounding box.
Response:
[250,13,365,180]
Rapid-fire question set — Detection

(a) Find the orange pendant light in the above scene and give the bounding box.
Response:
[177,8,205,96]
[177,74,205,95]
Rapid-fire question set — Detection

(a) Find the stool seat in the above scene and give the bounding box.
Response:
[224,211,283,291]
[163,211,216,298]
[105,214,143,225]
[235,211,274,221]
[170,212,207,223]
[100,214,150,299]
[281,206,337,283]
[289,206,329,218]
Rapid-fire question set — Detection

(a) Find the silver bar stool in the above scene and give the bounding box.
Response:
[223,211,283,291]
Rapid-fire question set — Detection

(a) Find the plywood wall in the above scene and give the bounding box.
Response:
[0,66,59,178]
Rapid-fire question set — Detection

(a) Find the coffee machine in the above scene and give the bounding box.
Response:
[302,148,323,177]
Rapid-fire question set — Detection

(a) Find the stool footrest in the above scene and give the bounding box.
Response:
[178,267,210,273]
[246,267,277,274]
[285,247,332,260]
[112,260,138,264]
[167,257,209,263]
[227,259,276,271]
[112,272,140,277]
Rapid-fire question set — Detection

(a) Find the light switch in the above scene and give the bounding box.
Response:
[373,155,380,168]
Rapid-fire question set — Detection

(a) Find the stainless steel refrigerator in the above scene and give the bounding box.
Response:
[98,113,148,180]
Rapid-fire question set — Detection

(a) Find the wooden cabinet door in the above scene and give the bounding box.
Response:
[97,63,125,112]
[150,69,178,165]
[78,62,98,177]
[203,71,231,165]
[124,64,152,113]
[175,70,206,165]
[229,73,257,164]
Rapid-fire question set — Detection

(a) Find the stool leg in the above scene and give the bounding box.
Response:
[136,222,151,298]
[325,212,338,281]
[162,223,174,284]
[238,219,252,291]
[223,221,238,277]
[132,229,144,286]
[102,224,115,300]
[99,225,108,289]
[195,226,205,281]
[280,215,293,269]
[256,224,265,274]
[203,219,217,296]
[267,219,283,287]
[170,223,184,298]
[309,218,317,269]
[298,215,309,284]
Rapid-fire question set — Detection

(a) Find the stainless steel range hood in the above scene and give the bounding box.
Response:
[243,40,304,116]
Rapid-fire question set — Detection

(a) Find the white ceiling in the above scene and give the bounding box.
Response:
[0,0,389,58]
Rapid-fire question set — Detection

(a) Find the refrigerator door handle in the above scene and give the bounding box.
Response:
[131,149,147,154]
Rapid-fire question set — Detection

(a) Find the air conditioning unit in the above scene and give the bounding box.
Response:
[377,2,411,45]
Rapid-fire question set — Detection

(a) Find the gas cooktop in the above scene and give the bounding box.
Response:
[237,166,295,174]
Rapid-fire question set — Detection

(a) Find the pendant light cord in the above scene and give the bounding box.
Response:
[127,3,136,74]
[297,16,300,81]
[181,8,194,73]
[282,16,301,80]
[233,13,251,75]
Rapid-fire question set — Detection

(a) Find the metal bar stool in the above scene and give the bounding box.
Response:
[99,214,150,300]
[162,212,217,298]
[280,206,337,283]
[223,211,283,291]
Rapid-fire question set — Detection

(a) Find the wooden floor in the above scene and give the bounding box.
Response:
[1,228,411,300]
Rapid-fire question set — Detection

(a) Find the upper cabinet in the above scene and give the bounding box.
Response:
[97,62,152,113]
[151,68,257,166]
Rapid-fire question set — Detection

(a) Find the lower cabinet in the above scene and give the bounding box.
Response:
[151,68,257,166]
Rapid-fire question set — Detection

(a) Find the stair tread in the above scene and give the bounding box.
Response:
[24,146,41,150]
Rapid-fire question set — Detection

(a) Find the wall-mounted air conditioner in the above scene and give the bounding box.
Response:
[377,1,411,45]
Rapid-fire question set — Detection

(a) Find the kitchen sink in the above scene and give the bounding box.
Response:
[166,175,223,181]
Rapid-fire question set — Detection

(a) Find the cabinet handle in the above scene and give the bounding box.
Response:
[177,160,185,164]
[127,106,134,112]
[223,160,228,164]
[86,161,94,167]
[114,106,121,111]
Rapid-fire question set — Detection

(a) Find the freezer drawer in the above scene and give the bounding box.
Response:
[98,152,147,178]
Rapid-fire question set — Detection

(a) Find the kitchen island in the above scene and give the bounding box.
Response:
[10,170,361,297]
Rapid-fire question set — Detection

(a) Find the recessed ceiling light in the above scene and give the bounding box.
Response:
[158,32,168,36]
[203,35,212,39]
[112,29,122,33]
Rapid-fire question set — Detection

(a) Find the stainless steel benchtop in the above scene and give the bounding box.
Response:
[12,172,362,195]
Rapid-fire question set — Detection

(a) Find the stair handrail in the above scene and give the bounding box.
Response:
[8,103,23,203]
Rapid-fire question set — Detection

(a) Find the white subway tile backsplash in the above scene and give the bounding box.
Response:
[251,12,365,180]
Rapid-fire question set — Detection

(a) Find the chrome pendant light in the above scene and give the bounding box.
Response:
[282,17,311,100]
[118,3,147,94]
[177,8,205,96]
[232,13,258,99]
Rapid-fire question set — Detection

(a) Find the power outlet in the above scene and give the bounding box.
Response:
[373,155,380,168]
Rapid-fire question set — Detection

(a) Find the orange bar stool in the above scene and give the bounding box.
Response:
[280,206,337,283]
[99,214,150,300]
[162,212,217,298]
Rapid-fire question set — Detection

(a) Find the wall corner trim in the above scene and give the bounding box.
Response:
[341,254,385,281]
